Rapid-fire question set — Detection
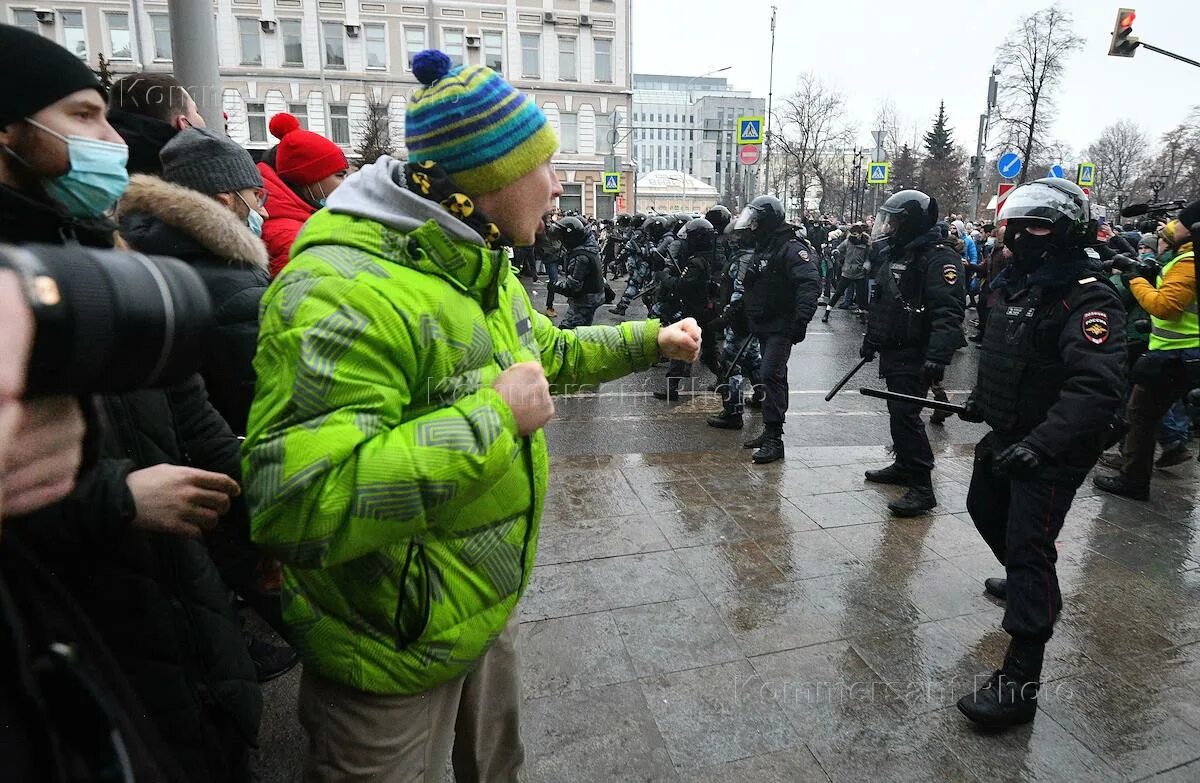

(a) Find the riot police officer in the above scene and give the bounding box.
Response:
[736,196,821,463]
[550,215,605,328]
[653,218,717,400]
[955,178,1126,730]
[701,205,735,376]
[614,215,667,316]
[708,220,763,429]
[860,190,966,516]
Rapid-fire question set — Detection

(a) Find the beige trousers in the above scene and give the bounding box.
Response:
[297,617,523,783]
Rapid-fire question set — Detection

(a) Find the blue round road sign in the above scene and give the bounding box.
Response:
[1050,164,1065,179]
[998,152,1022,179]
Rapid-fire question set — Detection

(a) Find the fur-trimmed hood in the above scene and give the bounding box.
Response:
[116,174,269,271]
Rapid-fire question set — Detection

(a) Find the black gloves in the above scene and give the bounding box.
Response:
[859,340,877,361]
[993,442,1043,478]
[959,394,985,423]
[792,322,808,344]
[921,361,946,385]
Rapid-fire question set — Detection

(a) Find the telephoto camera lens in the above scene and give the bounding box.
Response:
[0,244,214,397]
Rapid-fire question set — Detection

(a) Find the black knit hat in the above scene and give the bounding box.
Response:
[0,24,104,127]
[160,129,262,195]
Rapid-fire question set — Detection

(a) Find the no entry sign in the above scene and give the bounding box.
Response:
[739,145,760,165]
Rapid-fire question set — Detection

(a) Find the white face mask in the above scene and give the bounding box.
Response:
[237,192,264,237]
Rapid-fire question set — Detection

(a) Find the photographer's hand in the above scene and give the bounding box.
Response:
[127,464,241,539]
[2,397,86,518]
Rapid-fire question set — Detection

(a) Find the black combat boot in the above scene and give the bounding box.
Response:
[864,463,915,486]
[957,638,1043,730]
[707,410,743,429]
[751,425,785,464]
[608,303,627,315]
[984,577,1008,601]
[821,309,831,323]
[1093,474,1150,501]
[745,384,766,410]
[653,377,682,401]
[887,476,937,517]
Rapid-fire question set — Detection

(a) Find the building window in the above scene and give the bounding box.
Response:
[520,33,540,78]
[442,28,464,68]
[238,18,261,65]
[404,26,426,69]
[365,23,387,69]
[11,9,39,33]
[558,36,576,81]
[60,10,86,59]
[329,104,350,145]
[560,183,582,213]
[280,19,303,66]
[483,31,503,72]
[559,112,577,153]
[288,103,308,130]
[105,12,131,60]
[322,22,345,68]
[150,13,172,60]
[594,38,612,83]
[246,102,267,142]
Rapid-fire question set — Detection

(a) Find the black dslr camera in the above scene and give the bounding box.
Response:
[0,244,213,397]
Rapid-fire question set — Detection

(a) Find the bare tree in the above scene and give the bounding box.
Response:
[354,94,396,165]
[773,73,854,207]
[1128,109,1200,204]
[995,4,1085,183]
[1086,120,1149,205]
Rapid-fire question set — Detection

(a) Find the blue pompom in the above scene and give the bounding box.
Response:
[412,49,452,86]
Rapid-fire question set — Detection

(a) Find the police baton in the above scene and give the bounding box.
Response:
[718,335,755,384]
[629,283,660,302]
[824,356,872,402]
[858,387,967,415]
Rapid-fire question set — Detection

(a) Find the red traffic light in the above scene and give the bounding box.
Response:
[1120,11,1135,28]
[1108,7,1138,58]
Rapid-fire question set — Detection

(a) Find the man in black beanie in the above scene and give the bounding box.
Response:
[0,24,129,246]
[109,72,208,175]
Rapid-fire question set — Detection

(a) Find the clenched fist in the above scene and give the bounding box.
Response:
[493,361,554,437]
[658,317,701,363]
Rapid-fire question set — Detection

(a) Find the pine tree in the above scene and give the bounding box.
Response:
[920,102,968,213]
[923,101,954,161]
[94,53,115,92]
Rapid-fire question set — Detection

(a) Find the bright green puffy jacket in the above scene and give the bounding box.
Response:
[242,159,661,695]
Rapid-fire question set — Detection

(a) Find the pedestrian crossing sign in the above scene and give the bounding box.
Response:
[1077,162,1096,188]
[736,116,764,145]
[602,172,621,193]
[867,162,890,185]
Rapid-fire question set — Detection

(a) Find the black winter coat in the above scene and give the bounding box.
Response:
[0,183,118,248]
[9,374,262,783]
[743,227,822,337]
[554,236,604,297]
[117,175,270,436]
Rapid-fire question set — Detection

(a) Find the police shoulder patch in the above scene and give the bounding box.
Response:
[1082,310,1111,345]
[942,264,959,285]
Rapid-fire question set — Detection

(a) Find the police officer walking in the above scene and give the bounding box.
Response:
[653,218,717,400]
[736,196,821,463]
[860,190,966,515]
[550,215,605,328]
[708,220,763,430]
[955,178,1126,729]
[610,214,652,316]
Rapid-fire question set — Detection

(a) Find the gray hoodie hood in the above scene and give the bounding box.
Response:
[325,155,485,246]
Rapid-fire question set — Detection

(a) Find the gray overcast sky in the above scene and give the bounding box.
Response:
[632,0,1195,168]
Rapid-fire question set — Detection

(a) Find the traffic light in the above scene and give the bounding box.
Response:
[1108,8,1138,57]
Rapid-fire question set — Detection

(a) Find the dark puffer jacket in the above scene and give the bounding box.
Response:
[9,374,262,783]
[117,174,270,436]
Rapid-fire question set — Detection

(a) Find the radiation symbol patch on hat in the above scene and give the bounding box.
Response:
[1082,311,1111,345]
[942,264,959,285]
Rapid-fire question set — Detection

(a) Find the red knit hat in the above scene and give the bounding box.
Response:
[269,113,348,186]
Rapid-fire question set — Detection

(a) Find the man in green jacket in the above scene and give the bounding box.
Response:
[242,49,701,782]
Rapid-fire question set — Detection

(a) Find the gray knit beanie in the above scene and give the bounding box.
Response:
[160,128,262,194]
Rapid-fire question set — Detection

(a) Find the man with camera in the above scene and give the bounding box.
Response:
[0,25,261,782]
[1095,202,1200,501]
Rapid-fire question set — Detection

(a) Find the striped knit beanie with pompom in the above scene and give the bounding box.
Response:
[404,49,558,194]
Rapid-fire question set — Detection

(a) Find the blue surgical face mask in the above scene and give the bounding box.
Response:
[24,118,129,219]
[236,192,265,237]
